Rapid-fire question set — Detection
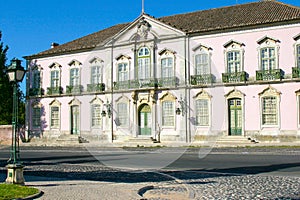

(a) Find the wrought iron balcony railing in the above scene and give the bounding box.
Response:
[292,67,300,78]
[157,77,178,87]
[190,74,215,85]
[256,69,284,81]
[87,83,105,92]
[66,85,83,94]
[222,71,248,83]
[47,86,63,95]
[29,88,44,96]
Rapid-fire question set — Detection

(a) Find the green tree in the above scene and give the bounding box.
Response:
[0,31,25,125]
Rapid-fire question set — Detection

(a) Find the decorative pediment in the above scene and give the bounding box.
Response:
[193,89,212,99]
[293,33,300,41]
[159,92,177,101]
[192,44,212,52]
[259,86,281,96]
[49,99,61,106]
[48,62,62,69]
[68,59,82,66]
[223,40,245,48]
[158,48,176,56]
[115,95,130,103]
[257,36,280,45]
[68,97,81,106]
[104,14,185,46]
[89,57,103,64]
[90,96,104,104]
[115,54,131,61]
[225,89,245,99]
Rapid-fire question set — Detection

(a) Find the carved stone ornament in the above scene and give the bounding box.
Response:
[137,18,151,40]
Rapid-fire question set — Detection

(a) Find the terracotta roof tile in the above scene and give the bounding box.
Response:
[25,1,300,59]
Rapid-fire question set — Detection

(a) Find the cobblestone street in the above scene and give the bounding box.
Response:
[0,146,300,199]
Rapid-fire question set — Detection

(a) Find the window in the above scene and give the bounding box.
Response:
[51,70,60,88]
[70,68,79,86]
[32,71,40,89]
[257,36,279,71]
[162,101,175,127]
[297,44,300,68]
[195,52,209,75]
[32,107,41,128]
[117,102,128,127]
[262,96,277,125]
[91,104,101,127]
[227,51,241,73]
[138,47,151,79]
[161,57,173,78]
[195,99,209,126]
[261,47,276,70]
[118,63,128,82]
[50,106,60,128]
[91,65,102,84]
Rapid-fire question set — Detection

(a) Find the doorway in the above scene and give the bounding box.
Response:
[228,98,242,136]
[138,104,151,135]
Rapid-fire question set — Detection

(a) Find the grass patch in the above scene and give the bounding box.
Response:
[0,183,39,200]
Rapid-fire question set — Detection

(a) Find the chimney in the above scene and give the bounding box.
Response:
[51,42,59,48]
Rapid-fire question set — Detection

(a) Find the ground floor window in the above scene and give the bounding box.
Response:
[262,96,277,125]
[50,106,60,128]
[117,102,128,127]
[195,99,209,126]
[32,107,41,128]
[91,104,101,127]
[162,101,175,127]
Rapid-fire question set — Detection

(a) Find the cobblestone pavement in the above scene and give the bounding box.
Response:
[0,146,300,199]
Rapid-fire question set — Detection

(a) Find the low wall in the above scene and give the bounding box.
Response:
[0,125,12,145]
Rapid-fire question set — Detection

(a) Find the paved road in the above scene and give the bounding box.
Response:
[0,146,299,199]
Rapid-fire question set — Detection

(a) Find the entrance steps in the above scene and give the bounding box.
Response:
[56,135,79,144]
[122,137,160,147]
[216,136,258,147]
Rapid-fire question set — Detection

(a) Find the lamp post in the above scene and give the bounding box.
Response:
[5,58,26,185]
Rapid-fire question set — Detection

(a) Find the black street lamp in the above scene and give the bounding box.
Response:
[5,58,26,185]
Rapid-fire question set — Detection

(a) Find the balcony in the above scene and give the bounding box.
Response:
[66,85,83,94]
[292,67,300,78]
[222,71,248,83]
[256,69,284,81]
[87,83,105,92]
[29,88,44,96]
[157,77,178,87]
[47,87,63,95]
[190,74,215,85]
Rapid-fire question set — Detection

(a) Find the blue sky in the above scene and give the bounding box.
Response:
[1,0,300,91]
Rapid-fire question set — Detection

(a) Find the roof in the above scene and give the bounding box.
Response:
[25,0,300,59]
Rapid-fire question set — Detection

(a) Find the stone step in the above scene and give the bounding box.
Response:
[217,136,257,144]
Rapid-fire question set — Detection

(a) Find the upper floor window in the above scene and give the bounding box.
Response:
[137,47,151,79]
[224,40,244,73]
[257,36,280,71]
[51,70,60,88]
[192,44,212,75]
[32,70,41,89]
[68,60,82,86]
[118,63,128,82]
[297,44,300,68]
[89,58,103,85]
[159,49,176,79]
[259,86,281,127]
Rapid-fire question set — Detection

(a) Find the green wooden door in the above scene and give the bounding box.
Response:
[228,99,242,136]
[139,104,151,135]
[71,105,80,135]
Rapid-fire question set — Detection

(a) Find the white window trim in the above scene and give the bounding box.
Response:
[158,49,176,79]
[90,58,104,85]
[193,90,212,128]
[90,97,103,129]
[257,37,280,71]
[115,96,130,128]
[68,60,82,86]
[116,55,131,82]
[49,63,61,88]
[159,92,177,129]
[223,40,245,73]
[49,99,61,130]
[259,86,281,128]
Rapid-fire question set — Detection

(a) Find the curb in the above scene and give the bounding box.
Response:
[22,189,44,200]
[137,185,154,198]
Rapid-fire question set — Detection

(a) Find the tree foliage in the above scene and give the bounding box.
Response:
[0,31,25,125]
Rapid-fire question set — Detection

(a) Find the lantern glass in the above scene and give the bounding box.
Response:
[7,59,26,83]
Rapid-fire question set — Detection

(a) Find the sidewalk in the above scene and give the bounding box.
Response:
[0,173,145,200]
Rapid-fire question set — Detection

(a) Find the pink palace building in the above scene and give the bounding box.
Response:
[24,0,300,146]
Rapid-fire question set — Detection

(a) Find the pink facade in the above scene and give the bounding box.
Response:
[25,1,300,145]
